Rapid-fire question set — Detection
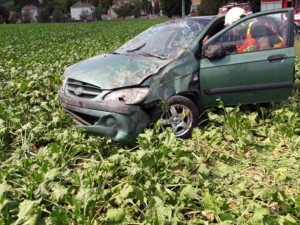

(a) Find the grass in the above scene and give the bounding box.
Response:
[0,20,299,224]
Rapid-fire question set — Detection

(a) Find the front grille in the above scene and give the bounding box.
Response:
[66,109,100,126]
[66,78,102,98]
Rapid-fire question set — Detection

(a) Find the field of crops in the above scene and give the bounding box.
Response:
[0,20,300,224]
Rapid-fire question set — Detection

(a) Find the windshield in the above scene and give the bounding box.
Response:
[115,18,211,59]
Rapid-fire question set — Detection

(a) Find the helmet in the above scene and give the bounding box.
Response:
[224,7,247,26]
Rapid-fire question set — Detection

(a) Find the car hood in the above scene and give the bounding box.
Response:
[64,54,171,89]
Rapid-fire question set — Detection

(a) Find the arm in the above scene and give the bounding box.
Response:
[257,36,271,50]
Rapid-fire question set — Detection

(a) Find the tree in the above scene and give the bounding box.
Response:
[99,0,114,12]
[8,10,17,23]
[131,0,141,17]
[197,0,226,16]
[0,0,12,23]
[131,5,141,18]
[52,8,64,22]
[38,7,49,22]
[0,15,5,24]
[115,0,143,19]
[46,0,67,14]
[79,9,89,21]
[160,0,191,17]
[66,0,77,12]
[115,4,131,19]
[0,6,9,23]
[92,7,103,21]
[141,0,152,14]
[34,0,68,16]
[154,1,160,14]
[13,0,40,11]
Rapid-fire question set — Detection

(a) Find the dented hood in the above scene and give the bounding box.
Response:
[64,54,170,89]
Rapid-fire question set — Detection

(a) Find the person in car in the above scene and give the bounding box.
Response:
[225,7,285,52]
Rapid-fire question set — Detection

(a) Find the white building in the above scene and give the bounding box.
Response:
[21,5,38,23]
[70,1,95,21]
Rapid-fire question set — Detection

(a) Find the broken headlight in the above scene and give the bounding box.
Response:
[104,87,151,105]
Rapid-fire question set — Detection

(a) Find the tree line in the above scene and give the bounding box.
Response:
[0,0,115,23]
[0,0,262,23]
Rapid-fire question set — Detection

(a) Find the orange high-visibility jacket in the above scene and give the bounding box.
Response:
[236,21,285,53]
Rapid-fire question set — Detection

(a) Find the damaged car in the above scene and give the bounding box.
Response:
[58,9,295,144]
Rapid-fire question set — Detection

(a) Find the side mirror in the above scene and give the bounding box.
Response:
[204,45,226,59]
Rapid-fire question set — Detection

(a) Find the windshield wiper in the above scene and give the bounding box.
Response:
[139,52,166,60]
[126,43,146,53]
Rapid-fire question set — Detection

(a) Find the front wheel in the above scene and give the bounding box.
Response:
[161,95,199,139]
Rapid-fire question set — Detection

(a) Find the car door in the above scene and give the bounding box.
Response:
[199,9,295,108]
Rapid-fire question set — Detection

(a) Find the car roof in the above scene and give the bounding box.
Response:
[156,16,217,28]
[179,16,216,22]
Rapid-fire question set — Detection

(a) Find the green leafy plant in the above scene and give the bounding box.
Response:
[0,20,299,224]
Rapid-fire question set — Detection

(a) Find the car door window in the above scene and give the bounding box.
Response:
[208,12,288,55]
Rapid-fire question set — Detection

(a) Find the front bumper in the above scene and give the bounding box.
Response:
[58,91,150,144]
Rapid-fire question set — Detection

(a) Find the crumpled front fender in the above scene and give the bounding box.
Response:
[58,91,150,144]
[77,109,150,144]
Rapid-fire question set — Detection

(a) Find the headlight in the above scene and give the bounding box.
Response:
[104,87,151,105]
[61,78,68,91]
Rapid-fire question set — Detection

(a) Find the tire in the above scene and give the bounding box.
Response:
[161,95,199,139]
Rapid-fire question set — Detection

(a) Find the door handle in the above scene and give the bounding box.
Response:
[268,54,287,62]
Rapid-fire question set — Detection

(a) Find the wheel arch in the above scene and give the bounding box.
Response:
[175,91,203,113]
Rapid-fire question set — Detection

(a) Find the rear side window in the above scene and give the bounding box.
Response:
[239,5,252,11]
[207,12,288,55]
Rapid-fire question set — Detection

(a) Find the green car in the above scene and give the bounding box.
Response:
[58,9,295,144]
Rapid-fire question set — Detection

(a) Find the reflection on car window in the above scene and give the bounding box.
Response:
[208,12,288,55]
[115,18,212,59]
[239,5,251,11]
